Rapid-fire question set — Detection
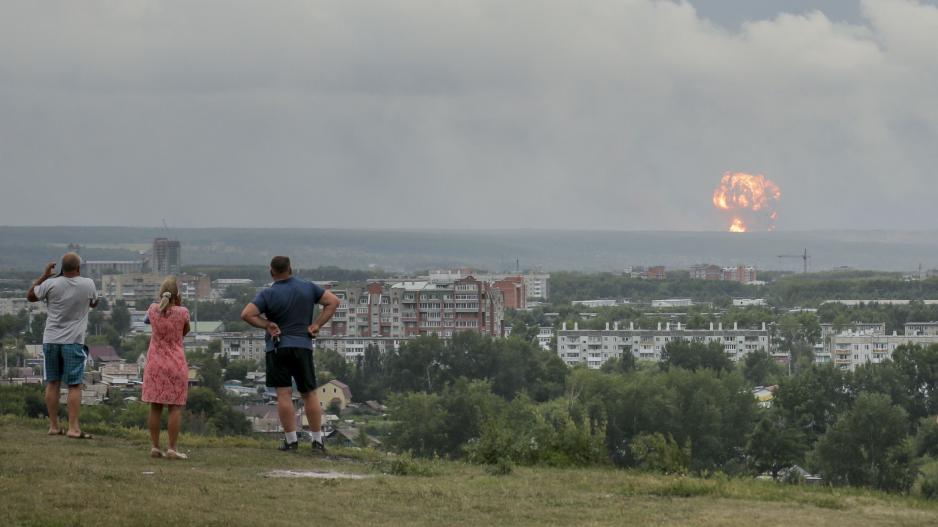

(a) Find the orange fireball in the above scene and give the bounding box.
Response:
[713,172,781,232]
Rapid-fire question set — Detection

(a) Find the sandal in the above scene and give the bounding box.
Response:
[165,449,188,460]
[150,448,165,458]
[66,432,94,440]
[48,429,65,436]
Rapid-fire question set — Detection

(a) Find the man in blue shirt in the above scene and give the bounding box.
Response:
[241,256,340,453]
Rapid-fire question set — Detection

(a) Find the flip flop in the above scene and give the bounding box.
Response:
[48,429,65,436]
[165,449,188,460]
[150,448,165,458]
[66,432,94,440]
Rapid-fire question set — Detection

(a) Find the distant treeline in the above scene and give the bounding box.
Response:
[550,271,938,308]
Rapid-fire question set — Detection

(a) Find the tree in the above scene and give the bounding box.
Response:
[811,393,914,491]
[745,411,806,479]
[600,353,637,375]
[742,350,782,386]
[774,365,852,442]
[110,300,131,336]
[660,340,732,373]
[224,359,257,382]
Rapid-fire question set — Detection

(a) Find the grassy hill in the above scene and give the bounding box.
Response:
[1,417,937,526]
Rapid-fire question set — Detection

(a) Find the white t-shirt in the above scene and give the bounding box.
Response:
[35,276,98,345]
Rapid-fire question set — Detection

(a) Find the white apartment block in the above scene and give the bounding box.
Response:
[316,337,405,361]
[100,273,164,304]
[830,332,938,371]
[536,326,555,351]
[220,333,266,363]
[0,297,46,316]
[733,298,766,307]
[821,321,938,370]
[557,321,770,369]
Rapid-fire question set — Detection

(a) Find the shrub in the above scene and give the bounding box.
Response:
[629,433,691,475]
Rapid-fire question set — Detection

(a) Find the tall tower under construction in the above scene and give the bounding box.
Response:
[152,237,181,275]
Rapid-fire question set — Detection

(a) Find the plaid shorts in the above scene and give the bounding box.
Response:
[43,344,87,386]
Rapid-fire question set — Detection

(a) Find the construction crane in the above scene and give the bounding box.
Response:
[778,248,810,273]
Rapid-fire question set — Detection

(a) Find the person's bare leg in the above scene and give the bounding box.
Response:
[148,403,164,449]
[301,391,322,433]
[167,405,182,451]
[65,384,82,436]
[277,387,296,433]
[45,381,61,433]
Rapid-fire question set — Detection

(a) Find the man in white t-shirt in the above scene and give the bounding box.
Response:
[27,253,99,439]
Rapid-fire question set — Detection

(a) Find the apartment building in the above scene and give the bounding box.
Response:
[830,331,938,371]
[0,297,46,316]
[83,260,145,278]
[317,276,506,360]
[220,333,266,363]
[430,269,549,302]
[152,238,181,275]
[536,326,555,351]
[557,321,770,369]
[820,321,938,370]
[690,264,757,284]
[100,273,164,304]
[316,337,405,361]
[690,264,723,281]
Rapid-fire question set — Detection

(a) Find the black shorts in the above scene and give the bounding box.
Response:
[265,347,317,394]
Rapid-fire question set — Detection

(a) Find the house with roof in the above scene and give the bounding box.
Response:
[86,345,121,368]
[318,380,353,411]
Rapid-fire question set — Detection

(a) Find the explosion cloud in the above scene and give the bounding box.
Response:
[712,172,781,233]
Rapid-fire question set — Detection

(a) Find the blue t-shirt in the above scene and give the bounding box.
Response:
[251,277,326,352]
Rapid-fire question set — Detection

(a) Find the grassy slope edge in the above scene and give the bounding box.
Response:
[0,417,936,527]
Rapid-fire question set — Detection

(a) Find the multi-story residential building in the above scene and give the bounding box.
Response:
[152,238,181,275]
[318,276,506,360]
[557,321,769,369]
[83,260,146,278]
[316,337,405,361]
[536,326,555,351]
[523,273,550,301]
[100,273,164,304]
[829,331,938,371]
[0,297,46,316]
[179,274,211,300]
[816,322,885,363]
[427,269,550,309]
[491,276,526,309]
[904,322,938,336]
[722,265,757,283]
[220,333,266,363]
[690,264,723,281]
[646,266,667,280]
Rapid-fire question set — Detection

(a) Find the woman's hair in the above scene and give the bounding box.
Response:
[157,277,181,315]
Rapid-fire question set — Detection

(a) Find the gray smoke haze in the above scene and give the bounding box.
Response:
[1,0,936,231]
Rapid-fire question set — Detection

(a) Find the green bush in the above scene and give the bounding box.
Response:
[629,433,691,475]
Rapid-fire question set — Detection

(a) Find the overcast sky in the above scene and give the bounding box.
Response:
[1,0,937,231]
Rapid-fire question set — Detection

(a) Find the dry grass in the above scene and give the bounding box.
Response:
[1,417,937,526]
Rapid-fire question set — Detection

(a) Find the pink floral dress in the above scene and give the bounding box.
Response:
[141,304,190,406]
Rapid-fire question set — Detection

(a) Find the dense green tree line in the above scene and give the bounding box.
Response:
[549,270,938,308]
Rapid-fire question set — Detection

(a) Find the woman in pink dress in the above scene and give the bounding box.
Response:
[142,277,190,459]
